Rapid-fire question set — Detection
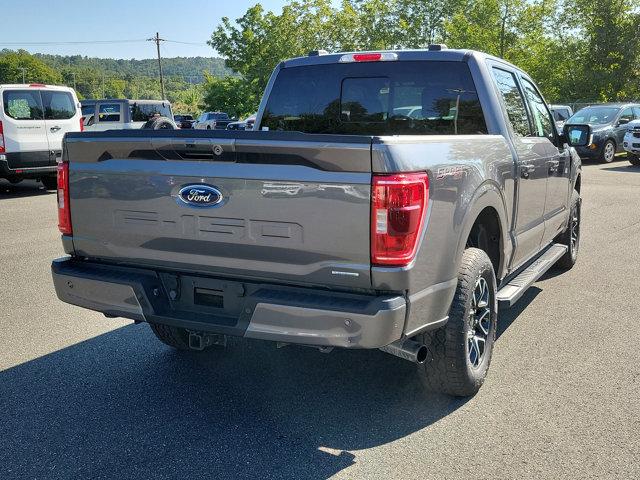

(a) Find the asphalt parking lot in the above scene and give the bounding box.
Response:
[1,162,639,480]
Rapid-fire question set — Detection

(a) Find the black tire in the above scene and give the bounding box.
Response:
[629,154,640,167]
[41,175,57,190]
[206,125,211,130]
[555,190,581,270]
[416,248,498,397]
[141,116,177,130]
[600,139,616,163]
[149,323,192,350]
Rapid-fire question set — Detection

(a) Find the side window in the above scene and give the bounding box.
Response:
[521,78,554,140]
[2,90,44,120]
[42,91,76,120]
[98,103,121,122]
[491,68,530,137]
[633,107,640,119]
[619,107,633,123]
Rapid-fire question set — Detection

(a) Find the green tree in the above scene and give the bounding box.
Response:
[0,50,62,84]
[201,74,259,118]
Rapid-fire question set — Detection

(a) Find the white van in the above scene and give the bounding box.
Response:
[0,84,82,189]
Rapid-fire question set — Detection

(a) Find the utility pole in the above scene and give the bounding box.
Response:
[71,72,77,91]
[18,67,26,84]
[147,32,165,100]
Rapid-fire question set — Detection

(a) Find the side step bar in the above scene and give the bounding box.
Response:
[497,244,568,308]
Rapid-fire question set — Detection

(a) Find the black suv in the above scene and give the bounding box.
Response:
[567,103,640,163]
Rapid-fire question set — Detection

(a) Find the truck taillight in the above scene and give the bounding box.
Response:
[371,173,428,266]
[0,121,5,153]
[79,116,84,132]
[57,162,72,235]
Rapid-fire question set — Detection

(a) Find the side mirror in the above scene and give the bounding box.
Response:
[617,118,630,126]
[562,124,591,147]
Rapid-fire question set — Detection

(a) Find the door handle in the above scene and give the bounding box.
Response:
[50,126,61,132]
[521,163,536,178]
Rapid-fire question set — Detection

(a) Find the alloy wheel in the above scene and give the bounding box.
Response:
[467,277,492,368]
[604,142,615,162]
[570,200,580,258]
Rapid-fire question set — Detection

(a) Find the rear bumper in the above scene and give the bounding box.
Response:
[51,258,406,349]
[0,152,56,178]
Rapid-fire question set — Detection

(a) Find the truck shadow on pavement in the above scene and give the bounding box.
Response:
[0,180,53,199]
[0,293,537,480]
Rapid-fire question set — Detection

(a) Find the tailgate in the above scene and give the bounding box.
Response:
[65,131,373,289]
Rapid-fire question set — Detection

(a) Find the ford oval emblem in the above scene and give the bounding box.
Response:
[177,184,223,208]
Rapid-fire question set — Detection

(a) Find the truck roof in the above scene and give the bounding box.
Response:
[282,48,520,71]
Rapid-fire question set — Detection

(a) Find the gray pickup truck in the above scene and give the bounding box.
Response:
[52,47,590,396]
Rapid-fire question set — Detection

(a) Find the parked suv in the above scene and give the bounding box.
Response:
[623,120,640,166]
[566,103,640,163]
[550,104,573,131]
[81,99,174,131]
[52,48,588,397]
[174,114,195,129]
[0,84,82,189]
[194,111,233,130]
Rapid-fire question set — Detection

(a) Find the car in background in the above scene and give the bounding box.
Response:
[550,104,573,131]
[566,103,640,163]
[194,111,233,130]
[81,99,174,131]
[174,114,195,129]
[622,120,640,166]
[244,114,256,130]
[226,113,257,131]
[0,83,82,189]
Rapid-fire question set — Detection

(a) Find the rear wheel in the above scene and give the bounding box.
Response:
[41,175,57,190]
[416,248,498,397]
[555,190,581,270]
[149,323,191,350]
[629,154,640,167]
[601,140,616,163]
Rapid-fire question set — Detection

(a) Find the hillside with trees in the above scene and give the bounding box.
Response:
[0,50,234,114]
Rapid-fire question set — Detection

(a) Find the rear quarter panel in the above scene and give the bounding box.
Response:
[372,135,514,333]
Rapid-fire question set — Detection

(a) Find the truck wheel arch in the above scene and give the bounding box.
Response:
[455,185,509,281]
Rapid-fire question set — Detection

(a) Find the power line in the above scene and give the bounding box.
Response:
[0,38,208,47]
[0,39,148,46]
[164,39,208,46]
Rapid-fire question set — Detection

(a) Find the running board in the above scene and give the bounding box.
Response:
[497,244,568,308]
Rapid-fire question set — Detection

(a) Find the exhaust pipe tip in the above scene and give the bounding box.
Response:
[379,339,428,364]
[414,344,428,364]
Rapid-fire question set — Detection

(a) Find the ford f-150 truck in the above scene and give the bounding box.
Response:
[51,47,590,396]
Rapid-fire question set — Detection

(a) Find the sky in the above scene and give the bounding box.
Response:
[0,0,294,59]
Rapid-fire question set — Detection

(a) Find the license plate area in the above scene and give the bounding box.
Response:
[159,273,246,324]
[194,287,224,308]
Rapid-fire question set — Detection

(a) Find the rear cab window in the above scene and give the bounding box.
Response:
[261,61,487,135]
